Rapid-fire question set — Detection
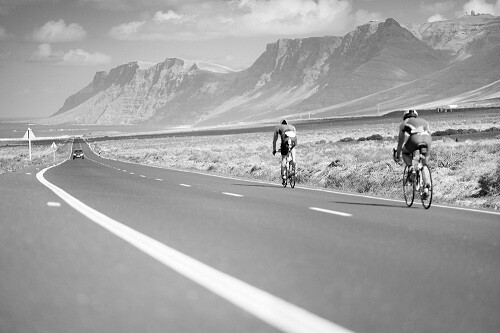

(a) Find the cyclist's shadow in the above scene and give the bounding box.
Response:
[232,183,281,188]
[329,200,409,209]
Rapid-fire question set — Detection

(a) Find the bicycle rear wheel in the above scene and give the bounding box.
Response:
[289,162,296,188]
[420,165,433,209]
[403,166,415,207]
[282,165,288,187]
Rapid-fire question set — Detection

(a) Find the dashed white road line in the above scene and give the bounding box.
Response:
[140,175,146,178]
[180,184,192,187]
[156,179,163,181]
[222,192,244,198]
[36,165,354,333]
[47,202,61,207]
[309,207,352,217]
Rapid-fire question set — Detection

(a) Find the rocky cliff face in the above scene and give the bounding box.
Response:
[49,15,500,126]
[405,14,500,61]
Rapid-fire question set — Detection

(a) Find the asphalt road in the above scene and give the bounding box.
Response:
[1,139,499,333]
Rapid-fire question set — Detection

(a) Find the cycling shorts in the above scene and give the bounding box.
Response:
[403,132,432,155]
[280,136,297,156]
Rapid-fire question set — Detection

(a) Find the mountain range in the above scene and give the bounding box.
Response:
[48,14,500,126]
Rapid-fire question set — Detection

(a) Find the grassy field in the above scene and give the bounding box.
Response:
[0,142,72,175]
[2,109,498,210]
[91,110,500,210]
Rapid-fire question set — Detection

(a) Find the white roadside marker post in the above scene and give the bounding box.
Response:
[23,127,36,162]
[27,127,32,161]
[51,142,57,162]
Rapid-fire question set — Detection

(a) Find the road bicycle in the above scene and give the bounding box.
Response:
[394,145,433,209]
[277,146,296,188]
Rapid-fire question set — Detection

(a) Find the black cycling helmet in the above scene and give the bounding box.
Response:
[403,109,418,120]
[281,118,288,125]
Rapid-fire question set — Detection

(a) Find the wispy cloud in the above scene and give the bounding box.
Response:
[32,20,87,43]
[420,1,455,13]
[108,21,145,40]
[27,43,111,66]
[427,13,448,22]
[78,0,185,11]
[354,9,384,26]
[61,48,111,66]
[0,25,13,40]
[108,0,378,40]
[461,0,500,15]
[27,43,62,63]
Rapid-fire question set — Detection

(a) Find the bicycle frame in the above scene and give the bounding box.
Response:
[413,150,433,209]
[278,142,296,188]
[397,146,433,209]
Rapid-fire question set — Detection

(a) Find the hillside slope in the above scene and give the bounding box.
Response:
[48,15,500,126]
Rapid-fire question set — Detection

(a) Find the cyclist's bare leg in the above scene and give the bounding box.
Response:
[290,147,296,168]
[420,151,431,188]
[281,155,287,179]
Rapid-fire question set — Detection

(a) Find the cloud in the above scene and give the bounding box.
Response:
[0,25,13,40]
[61,49,111,66]
[108,21,145,40]
[27,43,111,66]
[354,9,384,26]
[427,14,448,22]
[108,0,377,40]
[27,43,62,63]
[462,0,500,15]
[420,1,455,13]
[153,10,196,23]
[78,0,186,11]
[32,19,87,43]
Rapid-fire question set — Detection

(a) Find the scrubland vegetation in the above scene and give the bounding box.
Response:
[0,142,72,175]
[92,122,500,210]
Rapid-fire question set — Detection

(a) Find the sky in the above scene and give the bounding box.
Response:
[0,0,499,119]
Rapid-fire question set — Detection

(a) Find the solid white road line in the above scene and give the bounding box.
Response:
[36,166,354,333]
[222,192,244,197]
[309,207,352,217]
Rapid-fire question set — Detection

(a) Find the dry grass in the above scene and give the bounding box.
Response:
[92,126,500,210]
[0,142,72,175]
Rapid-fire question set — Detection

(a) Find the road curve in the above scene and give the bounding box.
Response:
[0,138,499,333]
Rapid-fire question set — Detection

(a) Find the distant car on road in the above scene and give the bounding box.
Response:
[73,149,84,160]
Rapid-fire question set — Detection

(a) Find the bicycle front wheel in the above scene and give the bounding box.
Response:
[403,166,415,207]
[289,162,296,188]
[420,165,433,209]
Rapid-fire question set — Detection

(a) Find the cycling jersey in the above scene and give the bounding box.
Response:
[398,117,432,158]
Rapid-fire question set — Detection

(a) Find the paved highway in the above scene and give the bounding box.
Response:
[1,139,499,333]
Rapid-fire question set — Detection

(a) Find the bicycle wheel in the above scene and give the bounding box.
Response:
[289,162,296,188]
[282,164,288,187]
[403,166,415,207]
[420,165,433,209]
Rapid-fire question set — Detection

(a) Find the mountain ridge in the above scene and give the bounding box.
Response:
[48,15,500,126]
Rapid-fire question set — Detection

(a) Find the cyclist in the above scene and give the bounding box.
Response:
[393,110,432,198]
[272,119,297,185]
